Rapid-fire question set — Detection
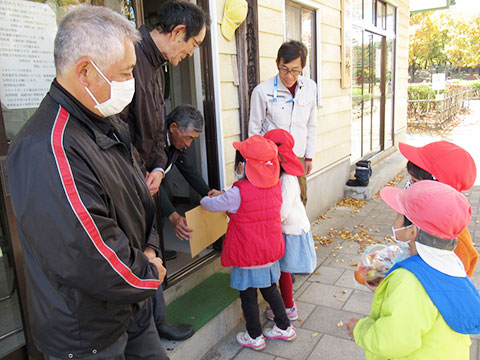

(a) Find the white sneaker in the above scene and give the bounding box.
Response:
[235,331,267,351]
[266,303,299,321]
[263,325,297,341]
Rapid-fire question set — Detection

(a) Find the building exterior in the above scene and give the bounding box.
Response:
[0,0,409,358]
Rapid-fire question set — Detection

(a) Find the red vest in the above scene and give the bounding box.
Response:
[221,179,285,267]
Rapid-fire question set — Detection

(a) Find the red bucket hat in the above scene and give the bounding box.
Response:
[233,135,280,188]
[399,141,476,191]
[380,181,471,240]
[264,129,305,176]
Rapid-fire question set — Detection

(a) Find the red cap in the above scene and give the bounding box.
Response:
[399,141,476,191]
[264,129,305,176]
[233,135,280,188]
[380,181,471,239]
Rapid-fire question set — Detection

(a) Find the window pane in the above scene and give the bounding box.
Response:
[301,8,315,79]
[286,3,302,42]
[352,0,363,23]
[0,0,135,141]
[351,28,364,162]
[384,37,394,149]
[386,4,396,33]
[285,2,316,81]
[376,1,386,30]
[364,0,373,25]
[371,34,382,153]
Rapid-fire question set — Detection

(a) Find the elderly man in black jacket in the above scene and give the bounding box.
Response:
[119,0,211,342]
[120,0,209,196]
[7,6,168,360]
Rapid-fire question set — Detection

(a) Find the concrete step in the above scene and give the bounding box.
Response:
[344,150,407,200]
[162,295,243,360]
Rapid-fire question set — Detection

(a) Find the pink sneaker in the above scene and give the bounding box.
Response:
[265,304,299,321]
[235,331,267,351]
[263,325,297,341]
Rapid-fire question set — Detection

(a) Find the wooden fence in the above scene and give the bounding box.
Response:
[407,89,474,130]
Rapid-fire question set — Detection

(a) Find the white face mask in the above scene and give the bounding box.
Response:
[84,59,135,117]
[235,160,245,180]
[234,169,245,180]
[392,225,413,256]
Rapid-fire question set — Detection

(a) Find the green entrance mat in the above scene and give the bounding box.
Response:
[165,272,239,331]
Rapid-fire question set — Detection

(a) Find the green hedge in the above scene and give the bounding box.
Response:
[352,88,372,107]
[408,84,437,100]
[469,81,480,94]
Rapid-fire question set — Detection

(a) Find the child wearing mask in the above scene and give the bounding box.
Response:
[201,135,296,351]
[263,129,317,321]
[347,181,480,359]
[399,141,478,277]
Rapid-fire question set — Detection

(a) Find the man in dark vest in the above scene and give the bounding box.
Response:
[160,105,223,241]
[119,0,210,341]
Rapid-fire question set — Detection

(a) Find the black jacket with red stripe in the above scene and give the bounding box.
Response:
[7,80,161,358]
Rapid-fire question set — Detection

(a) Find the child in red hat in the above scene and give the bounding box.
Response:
[263,129,316,322]
[399,141,478,277]
[347,181,480,359]
[201,135,296,351]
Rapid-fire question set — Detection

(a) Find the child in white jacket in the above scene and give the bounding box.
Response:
[264,129,317,320]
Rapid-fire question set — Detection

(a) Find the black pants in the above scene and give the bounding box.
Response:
[43,299,168,360]
[152,192,167,328]
[152,285,167,326]
[240,284,290,339]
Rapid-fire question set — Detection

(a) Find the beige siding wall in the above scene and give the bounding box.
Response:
[213,0,410,187]
[256,0,351,171]
[317,0,351,169]
[394,0,410,141]
[215,0,241,186]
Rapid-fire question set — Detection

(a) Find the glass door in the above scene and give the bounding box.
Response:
[351,28,389,161]
[370,32,383,154]
[351,28,364,161]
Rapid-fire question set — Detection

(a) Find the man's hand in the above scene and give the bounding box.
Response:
[149,257,167,283]
[143,247,157,261]
[346,317,359,338]
[144,248,166,283]
[207,189,224,197]
[168,211,193,240]
[145,170,163,195]
[305,160,313,175]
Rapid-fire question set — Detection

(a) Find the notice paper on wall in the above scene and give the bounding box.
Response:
[185,205,228,258]
[0,0,57,109]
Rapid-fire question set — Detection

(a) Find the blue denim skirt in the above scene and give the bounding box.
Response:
[230,261,281,291]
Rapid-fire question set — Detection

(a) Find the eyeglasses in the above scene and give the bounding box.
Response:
[278,67,301,76]
[192,37,201,48]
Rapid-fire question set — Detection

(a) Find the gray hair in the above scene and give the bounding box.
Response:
[166,104,204,132]
[54,5,140,75]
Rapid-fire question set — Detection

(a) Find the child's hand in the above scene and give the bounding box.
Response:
[346,318,359,338]
[208,189,225,197]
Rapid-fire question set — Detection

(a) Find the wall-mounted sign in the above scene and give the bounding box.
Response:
[410,0,451,13]
[0,0,57,109]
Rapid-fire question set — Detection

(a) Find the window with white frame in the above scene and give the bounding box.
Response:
[285,0,316,81]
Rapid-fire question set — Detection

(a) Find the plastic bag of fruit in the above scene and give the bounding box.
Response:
[354,244,410,291]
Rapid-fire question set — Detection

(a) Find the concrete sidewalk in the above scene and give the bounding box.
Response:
[201,172,480,360]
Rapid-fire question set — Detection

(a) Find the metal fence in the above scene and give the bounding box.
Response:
[407,89,475,130]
